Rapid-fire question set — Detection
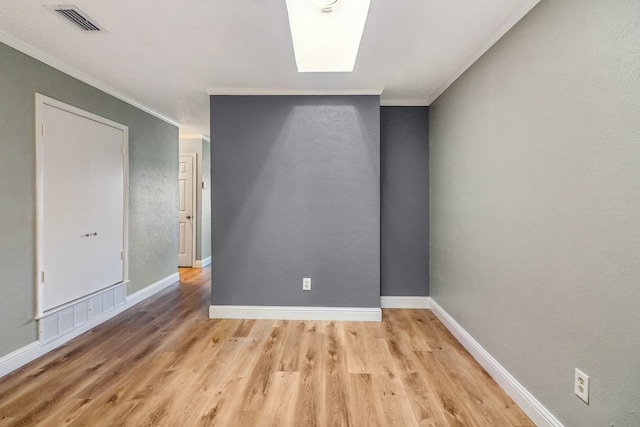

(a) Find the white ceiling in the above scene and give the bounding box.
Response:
[0,0,539,137]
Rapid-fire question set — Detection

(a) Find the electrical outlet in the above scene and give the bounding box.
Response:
[303,277,311,291]
[575,368,589,404]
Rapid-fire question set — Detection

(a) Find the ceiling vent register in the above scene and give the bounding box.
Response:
[48,5,104,32]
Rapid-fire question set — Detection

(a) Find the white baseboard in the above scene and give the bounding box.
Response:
[0,342,42,378]
[193,256,211,268]
[209,305,382,322]
[127,272,180,306]
[0,272,179,379]
[381,296,431,309]
[429,299,564,427]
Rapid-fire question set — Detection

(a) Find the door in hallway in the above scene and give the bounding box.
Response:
[178,154,195,267]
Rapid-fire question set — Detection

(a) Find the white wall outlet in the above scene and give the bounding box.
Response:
[575,368,590,404]
[303,277,311,291]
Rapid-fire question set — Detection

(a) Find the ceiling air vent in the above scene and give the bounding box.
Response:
[46,5,105,32]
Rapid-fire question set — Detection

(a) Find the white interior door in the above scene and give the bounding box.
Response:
[39,96,127,313]
[178,154,195,267]
[88,119,126,292]
[42,105,93,310]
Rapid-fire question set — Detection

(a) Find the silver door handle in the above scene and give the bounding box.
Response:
[83,233,90,237]
[92,232,98,236]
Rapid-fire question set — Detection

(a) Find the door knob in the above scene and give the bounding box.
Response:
[186,215,191,219]
[92,232,98,236]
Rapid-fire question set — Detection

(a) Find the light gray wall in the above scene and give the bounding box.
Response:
[210,95,380,307]
[179,137,211,261]
[380,106,429,296]
[0,41,179,358]
[429,0,640,426]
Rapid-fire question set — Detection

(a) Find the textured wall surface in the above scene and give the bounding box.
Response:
[429,0,640,425]
[0,42,179,358]
[380,107,429,296]
[210,95,380,308]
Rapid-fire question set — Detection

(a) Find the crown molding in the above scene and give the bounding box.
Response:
[426,0,541,104]
[380,99,429,107]
[180,133,210,142]
[207,88,383,96]
[0,30,181,128]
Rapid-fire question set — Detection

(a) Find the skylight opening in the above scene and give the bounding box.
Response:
[285,0,371,73]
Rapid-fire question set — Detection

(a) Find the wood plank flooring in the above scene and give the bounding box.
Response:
[0,268,534,426]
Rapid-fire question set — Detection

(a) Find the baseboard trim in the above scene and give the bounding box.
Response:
[0,272,180,379]
[380,296,431,309]
[127,272,180,306]
[429,299,564,427]
[0,342,42,378]
[193,257,212,268]
[209,305,382,322]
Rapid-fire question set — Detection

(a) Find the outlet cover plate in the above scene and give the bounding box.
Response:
[575,368,589,404]
[303,277,311,291]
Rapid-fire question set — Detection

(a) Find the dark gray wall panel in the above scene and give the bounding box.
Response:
[210,95,380,308]
[380,106,429,296]
[201,138,212,260]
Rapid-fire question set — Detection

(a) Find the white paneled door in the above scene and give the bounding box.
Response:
[178,154,195,267]
[38,96,127,314]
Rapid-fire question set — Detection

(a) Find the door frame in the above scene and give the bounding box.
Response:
[179,153,197,267]
[35,93,129,319]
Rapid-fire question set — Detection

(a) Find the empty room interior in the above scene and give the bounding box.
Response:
[0,0,638,426]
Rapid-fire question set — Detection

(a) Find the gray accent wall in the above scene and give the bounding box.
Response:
[429,0,640,426]
[201,138,212,261]
[380,107,429,296]
[210,95,380,308]
[0,41,179,359]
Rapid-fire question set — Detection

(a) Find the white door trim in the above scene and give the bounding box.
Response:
[35,93,129,320]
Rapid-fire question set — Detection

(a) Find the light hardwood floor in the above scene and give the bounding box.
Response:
[0,268,534,426]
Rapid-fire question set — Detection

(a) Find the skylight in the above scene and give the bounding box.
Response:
[285,0,371,73]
